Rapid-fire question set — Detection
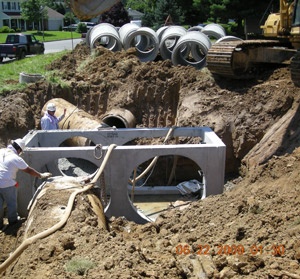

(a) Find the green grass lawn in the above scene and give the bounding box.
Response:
[0,51,70,94]
[0,31,82,43]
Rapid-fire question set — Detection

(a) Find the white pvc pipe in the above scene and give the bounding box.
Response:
[89,23,122,52]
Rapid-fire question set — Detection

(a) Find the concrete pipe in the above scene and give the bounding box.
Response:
[19,72,44,83]
[84,27,94,47]
[172,31,211,70]
[156,26,169,43]
[215,36,243,44]
[118,23,140,47]
[121,27,159,62]
[159,26,187,60]
[188,26,204,32]
[201,23,226,40]
[102,108,136,128]
[89,23,122,52]
[42,98,103,146]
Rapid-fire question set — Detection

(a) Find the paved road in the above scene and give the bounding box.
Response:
[44,38,83,54]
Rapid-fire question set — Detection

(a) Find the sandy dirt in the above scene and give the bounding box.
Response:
[0,43,300,278]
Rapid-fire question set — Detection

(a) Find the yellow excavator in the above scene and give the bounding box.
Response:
[206,0,300,86]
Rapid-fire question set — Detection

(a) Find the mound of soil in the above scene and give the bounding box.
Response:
[1,43,300,278]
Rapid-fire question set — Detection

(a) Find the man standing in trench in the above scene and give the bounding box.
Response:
[41,102,66,130]
[0,138,52,229]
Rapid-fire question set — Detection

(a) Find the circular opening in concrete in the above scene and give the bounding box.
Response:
[128,155,205,221]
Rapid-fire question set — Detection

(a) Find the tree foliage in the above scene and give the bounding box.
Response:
[153,0,184,29]
[21,0,48,29]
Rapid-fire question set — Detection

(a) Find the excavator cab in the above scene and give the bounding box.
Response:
[291,0,300,48]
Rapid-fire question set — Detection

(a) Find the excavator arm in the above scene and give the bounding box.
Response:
[68,0,120,20]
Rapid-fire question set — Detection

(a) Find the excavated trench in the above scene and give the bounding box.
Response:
[1,37,300,279]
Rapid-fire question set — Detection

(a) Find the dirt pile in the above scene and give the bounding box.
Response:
[0,43,300,278]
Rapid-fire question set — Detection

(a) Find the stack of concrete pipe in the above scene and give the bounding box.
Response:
[87,22,236,70]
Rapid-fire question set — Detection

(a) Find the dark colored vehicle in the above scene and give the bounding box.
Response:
[0,34,44,62]
[62,24,78,31]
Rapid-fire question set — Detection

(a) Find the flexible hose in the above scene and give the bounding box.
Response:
[0,144,117,274]
[128,127,175,184]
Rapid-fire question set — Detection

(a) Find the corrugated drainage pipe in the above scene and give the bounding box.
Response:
[201,23,226,40]
[172,31,211,69]
[122,27,159,62]
[102,109,136,128]
[89,23,122,52]
[159,26,187,60]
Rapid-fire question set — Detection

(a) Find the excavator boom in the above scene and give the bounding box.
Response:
[69,0,120,20]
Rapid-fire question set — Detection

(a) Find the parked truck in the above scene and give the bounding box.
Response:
[0,34,44,62]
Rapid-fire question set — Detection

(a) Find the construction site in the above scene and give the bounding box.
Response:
[0,34,298,277]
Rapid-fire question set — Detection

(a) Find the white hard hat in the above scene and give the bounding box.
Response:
[14,138,26,151]
[47,103,56,111]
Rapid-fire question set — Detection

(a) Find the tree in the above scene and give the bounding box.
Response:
[21,0,48,31]
[64,11,76,26]
[153,0,184,29]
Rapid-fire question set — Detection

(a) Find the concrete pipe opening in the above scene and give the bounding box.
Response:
[156,26,169,43]
[89,23,122,52]
[159,26,187,60]
[201,23,226,40]
[102,109,136,128]
[122,27,159,62]
[118,23,140,46]
[172,31,211,69]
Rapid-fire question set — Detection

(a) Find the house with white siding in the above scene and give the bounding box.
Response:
[0,0,64,31]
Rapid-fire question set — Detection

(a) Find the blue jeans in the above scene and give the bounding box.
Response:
[0,186,18,226]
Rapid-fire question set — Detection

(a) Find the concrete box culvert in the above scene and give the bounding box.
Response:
[89,23,122,52]
[172,31,211,70]
[102,109,136,128]
[202,23,226,40]
[159,26,187,60]
[122,27,159,62]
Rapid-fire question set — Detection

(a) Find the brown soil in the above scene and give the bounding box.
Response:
[1,43,300,278]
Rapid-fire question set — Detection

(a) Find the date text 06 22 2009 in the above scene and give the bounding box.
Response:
[175,244,285,256]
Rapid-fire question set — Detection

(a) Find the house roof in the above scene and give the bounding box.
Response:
[45,6,64,20]
[127,8,144,18]
[0,10,10,20]
[0,6,64,20]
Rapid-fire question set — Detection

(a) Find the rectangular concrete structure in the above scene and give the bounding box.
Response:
[17,127,226,223]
